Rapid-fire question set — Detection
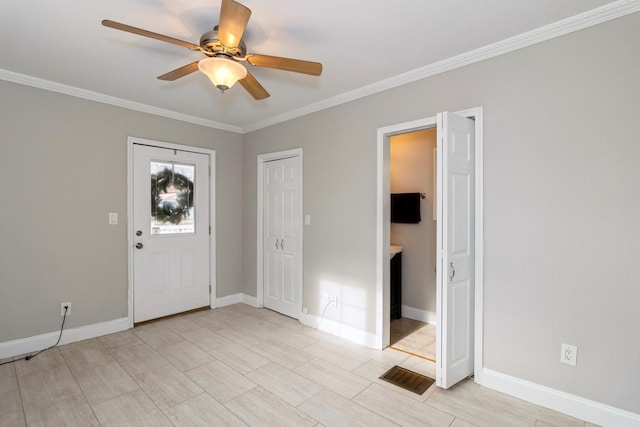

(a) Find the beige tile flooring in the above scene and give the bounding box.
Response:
[390,318,436,361]
[0,304,596,426]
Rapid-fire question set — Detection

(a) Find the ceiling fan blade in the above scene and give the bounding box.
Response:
[158,61,200,81]
[102,20,201,51]
[238,71,270,100]
[246,54,322,76]
[217,0,251,49]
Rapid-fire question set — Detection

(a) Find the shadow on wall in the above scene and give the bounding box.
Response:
[316,278,368,331]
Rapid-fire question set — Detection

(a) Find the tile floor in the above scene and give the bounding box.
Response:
[0,304,596,426]
[390,318,436,361]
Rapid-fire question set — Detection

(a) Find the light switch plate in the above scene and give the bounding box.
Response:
[109,212,118,225]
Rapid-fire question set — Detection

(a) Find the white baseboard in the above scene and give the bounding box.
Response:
[215,293,258,308]
[0,317,129,359]
[401,305,437,324]
[0,296,261,359]
[480,368,640,427]
[240,294,258,307]
[299,312,378,348]
[216,295,376,347]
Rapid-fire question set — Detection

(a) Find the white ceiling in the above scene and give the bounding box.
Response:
[0,0,632,132]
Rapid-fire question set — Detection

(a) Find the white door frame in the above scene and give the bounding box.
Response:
[256,148,303,310]
[127,136,216,328]
[375,107,484,383]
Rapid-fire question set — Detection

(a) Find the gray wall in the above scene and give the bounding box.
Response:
[242,13,640,413]
[0,81,243,342]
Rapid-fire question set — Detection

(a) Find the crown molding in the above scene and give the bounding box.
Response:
[241,0,640,133]
[0,69,243,134]
[1,1,638,135]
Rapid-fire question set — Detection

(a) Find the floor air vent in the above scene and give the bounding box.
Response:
[379,365,435,395]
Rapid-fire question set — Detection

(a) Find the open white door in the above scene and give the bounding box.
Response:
[436,112,475,388]
[132,144,210,323]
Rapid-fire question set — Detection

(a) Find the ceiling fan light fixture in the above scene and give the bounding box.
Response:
[198,57,247,93]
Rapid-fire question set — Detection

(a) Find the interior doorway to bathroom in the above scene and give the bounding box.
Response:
[376,108,484,389]
[388,129,438,362]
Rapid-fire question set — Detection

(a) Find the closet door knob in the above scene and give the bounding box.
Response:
[450,262,456,281]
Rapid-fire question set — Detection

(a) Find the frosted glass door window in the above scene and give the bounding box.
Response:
[150,161,196,235]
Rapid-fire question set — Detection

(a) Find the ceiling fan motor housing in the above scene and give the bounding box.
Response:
[200,28,246,58]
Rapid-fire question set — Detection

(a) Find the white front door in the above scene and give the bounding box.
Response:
[263,156,302,319]
[436,112,475,388]
[132,144,210,323]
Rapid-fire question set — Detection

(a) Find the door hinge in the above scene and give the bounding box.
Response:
[209,284,212,293]
[208,166,211,176]
[209,225,211,234]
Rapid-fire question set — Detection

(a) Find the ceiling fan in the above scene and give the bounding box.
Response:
[102,0,322,100]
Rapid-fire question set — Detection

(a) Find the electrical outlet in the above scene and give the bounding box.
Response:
[330,295,337,307]
[60,302,72,316]
[560,343,577,366]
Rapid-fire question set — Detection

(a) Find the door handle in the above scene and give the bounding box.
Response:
[135,243,144,249]
[275,239,279,250]
[280,238,284,251]
[450,262,455,281]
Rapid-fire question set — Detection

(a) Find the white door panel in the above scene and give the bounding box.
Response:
[133,144,210,323]
[437,112,475,389]
[263,156,302,319]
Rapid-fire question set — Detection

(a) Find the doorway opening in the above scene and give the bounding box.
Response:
[375,107,484,389]
[388,128,438,362]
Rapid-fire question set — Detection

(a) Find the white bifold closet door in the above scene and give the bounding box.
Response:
[263,156,302,319]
